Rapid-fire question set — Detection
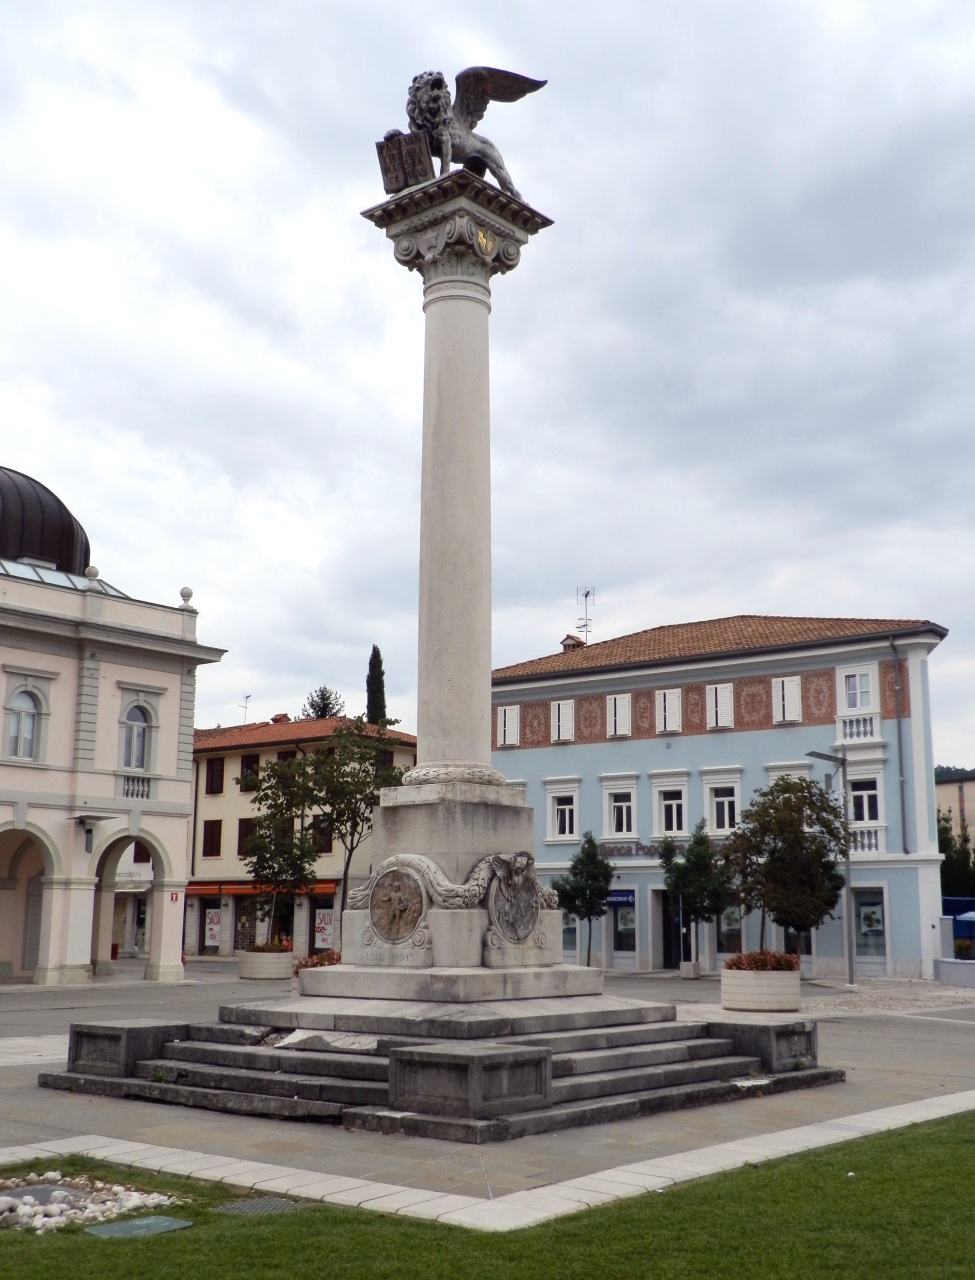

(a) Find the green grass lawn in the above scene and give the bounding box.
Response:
[3,1111,975,1279]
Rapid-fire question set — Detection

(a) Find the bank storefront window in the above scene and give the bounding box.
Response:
[854,889,886,959]
[608,889,636,953]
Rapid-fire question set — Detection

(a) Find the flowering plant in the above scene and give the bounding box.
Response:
[955,938,973,960]
[246,939,293,953]
[723,950,799,972]
[293,949,341,976]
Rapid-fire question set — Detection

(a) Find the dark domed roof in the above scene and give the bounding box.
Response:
[0,468,90,575]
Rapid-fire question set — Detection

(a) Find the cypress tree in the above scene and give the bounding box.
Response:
[366,645,387,724]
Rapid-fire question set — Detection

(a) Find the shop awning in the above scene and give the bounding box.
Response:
[186,880,338,897]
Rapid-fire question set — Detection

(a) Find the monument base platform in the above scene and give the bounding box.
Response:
[298,963,603,1003]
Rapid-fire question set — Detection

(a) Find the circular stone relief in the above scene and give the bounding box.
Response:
[369,869,424,943]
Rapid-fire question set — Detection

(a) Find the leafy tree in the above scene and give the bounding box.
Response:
[306,716,403,917]
[659,819,729,962]
[551,831,613,966]
[366,645,387,725]
[242,717,404,933]
[939,807,975,897]
[240,756,320,940]
[723,775,846,952]
[301,685,345,720]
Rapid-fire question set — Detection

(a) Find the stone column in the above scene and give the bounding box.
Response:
[91,881,117,975]
[33,876,96,985]
[144,879,186,982]
[363,171,551,787]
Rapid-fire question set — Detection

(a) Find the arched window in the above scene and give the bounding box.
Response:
[124,705,149,770]
[8,690,39,759]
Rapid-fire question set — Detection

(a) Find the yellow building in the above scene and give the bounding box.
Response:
[188,715,416,957]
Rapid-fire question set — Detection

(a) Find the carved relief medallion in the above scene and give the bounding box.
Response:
[369,869,424,942]
[488,867,539,942]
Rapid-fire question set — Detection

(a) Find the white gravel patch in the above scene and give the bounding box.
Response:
[0,1170,176,1233]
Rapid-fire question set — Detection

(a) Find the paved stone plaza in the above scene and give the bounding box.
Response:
[1,962,974,1229]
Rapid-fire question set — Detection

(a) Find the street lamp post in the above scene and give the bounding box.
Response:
[807,749,856,988]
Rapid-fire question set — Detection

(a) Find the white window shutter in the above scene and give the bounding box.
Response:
[669,689,682,733]
[498,707,506,742]
[772,678,785,725]
[551,701,559,741]
[785,676,801,722]
[615,694,631,737]
[706,685,718,729]
[718,683,734,728]
[655,690,666,733]
[562,700,574,741]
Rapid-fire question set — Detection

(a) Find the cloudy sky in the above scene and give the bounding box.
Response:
[3,1,974,762]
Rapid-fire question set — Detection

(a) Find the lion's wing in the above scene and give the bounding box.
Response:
[453,67,546,130]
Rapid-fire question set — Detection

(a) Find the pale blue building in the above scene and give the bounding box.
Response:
[491,615,946,979]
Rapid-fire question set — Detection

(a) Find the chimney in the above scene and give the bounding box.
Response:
[270,713,291,724]
[560,633,584,652]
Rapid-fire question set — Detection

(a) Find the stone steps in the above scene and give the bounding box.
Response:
[549,1035,737,1078]
[512,1020,710,1056]
[342,1067,846,1143]
[135,1058,388,1107]
[551,1053,760,1103]
[37,1070,344,1121]
[162,1040,390,1081]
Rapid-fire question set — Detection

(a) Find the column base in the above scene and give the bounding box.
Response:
[144,962,185,984]
[33,964,93,987]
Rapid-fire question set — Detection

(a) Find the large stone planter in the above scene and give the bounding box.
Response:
[238,951,294,980]
[720,967,801,1012]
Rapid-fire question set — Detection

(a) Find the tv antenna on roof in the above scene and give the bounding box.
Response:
[576,587,595,644]
[239,694,252,724]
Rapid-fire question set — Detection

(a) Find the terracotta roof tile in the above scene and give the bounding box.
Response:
[194,716,416,753]
[492,614,947,682]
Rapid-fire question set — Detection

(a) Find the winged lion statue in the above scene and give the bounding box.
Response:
[385,67,546,201]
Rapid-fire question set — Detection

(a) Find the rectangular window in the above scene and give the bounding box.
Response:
[844,672,871,711]
[201,819,222,859]
[239,753,260,792]
[771,676,802,724]
[606,694,631,737]
[237,818,256,858]
[850,779,879,823]
[612,902,636,952]
[854,888,886,958]
[277,750,296,762]
[661,788,684,834]
[132,840,151,864]
[609,791,633,834]
[553,794,576,837]
[711,785,737,833]
[551,700,575,742]
[497,705,520,746]
[204,756,225,795]
[706,683,734,729]
[655,688,682,734]
[311,814,333,853]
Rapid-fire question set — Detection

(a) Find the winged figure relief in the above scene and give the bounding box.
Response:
[387,67,546,201]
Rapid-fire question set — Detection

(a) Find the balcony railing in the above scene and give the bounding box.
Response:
[839,713,878,742]
[849,824,885,854]
[122,773,152,801]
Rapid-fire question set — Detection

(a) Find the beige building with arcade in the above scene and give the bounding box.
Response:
[0,467,223,984]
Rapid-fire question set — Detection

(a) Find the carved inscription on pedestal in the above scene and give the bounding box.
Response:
[369,869,424,943]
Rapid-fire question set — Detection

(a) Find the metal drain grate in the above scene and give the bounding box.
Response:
[215,1197,302,1217]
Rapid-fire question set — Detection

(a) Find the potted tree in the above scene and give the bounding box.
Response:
[552,831,613,967]
[720,775,846,1011]
[659,819,729,978]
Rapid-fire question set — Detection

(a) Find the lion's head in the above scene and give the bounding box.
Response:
[406,71,452,140]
